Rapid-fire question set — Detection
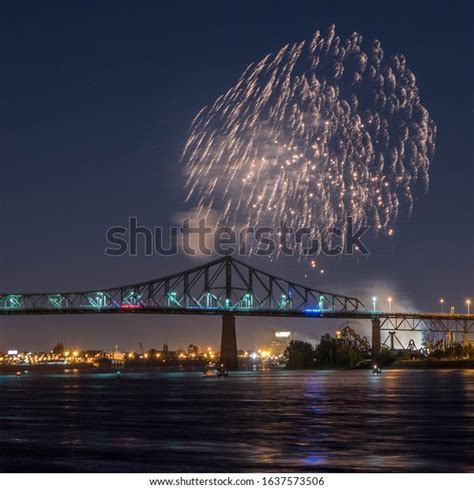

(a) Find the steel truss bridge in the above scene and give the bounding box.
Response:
[1,255,472,368]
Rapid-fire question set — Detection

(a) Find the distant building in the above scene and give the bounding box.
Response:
[111,351,125,365]
[270,331,293,357]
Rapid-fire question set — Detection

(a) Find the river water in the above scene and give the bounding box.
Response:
[0,369,473,472]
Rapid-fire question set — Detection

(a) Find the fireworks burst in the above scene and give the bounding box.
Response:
[182,25,436,254]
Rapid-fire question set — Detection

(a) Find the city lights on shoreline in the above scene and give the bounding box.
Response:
[0,341,292,369]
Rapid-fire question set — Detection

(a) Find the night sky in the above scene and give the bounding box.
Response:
[0,1,472,352]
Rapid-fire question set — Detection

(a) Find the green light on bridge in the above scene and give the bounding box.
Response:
[202,291,220,308]
[48,295,64,309]
[2,294,23,309]
[166,291,181,307]
[242,292,254,309]
[123,290,142,306]
[88,291,108,308]
[279,294,289,309]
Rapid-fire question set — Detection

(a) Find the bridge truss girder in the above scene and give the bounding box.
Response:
[0,255,364,315]
[379,316,474,334]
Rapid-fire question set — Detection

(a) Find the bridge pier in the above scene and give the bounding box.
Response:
[388,331,395,350]
[220,314,239,370]
[463,320,469,348]
[371,318,381,360]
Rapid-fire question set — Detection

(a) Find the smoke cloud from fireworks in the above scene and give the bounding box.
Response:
[182,25,436,254]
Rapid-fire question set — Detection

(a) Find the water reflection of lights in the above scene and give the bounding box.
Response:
[302,453,326,466]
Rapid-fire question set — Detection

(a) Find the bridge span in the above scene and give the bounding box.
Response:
[1,255,472,369]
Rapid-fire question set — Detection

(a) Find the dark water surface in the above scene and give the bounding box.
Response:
[0,369,473,472]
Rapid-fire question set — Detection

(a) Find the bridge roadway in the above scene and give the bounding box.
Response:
[1,306,470,322]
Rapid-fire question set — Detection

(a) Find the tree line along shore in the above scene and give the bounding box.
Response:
[284,335,474,370]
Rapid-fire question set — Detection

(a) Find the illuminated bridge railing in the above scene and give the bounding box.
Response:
[0,256,365,315]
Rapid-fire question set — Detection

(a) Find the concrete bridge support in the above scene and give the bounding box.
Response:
[388,331,395,350]
[220,314,239,370]
[371,318,381,360]
[463,320,469,348]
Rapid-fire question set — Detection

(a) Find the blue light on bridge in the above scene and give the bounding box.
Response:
[303,307,322,316]
[186,306,219,310]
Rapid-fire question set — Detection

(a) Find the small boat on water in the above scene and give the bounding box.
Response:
[203,363,228,377]
[371,364,382,374]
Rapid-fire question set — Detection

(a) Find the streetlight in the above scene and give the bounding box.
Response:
[372,296,377,312]
[467,299,472,315]
[387,297,392,313]
[439,298,444,313]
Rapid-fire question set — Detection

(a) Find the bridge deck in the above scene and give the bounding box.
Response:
[0,256,472,334]
[0,306,471,321]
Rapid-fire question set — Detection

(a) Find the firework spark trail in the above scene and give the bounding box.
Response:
[182,25,436,254]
